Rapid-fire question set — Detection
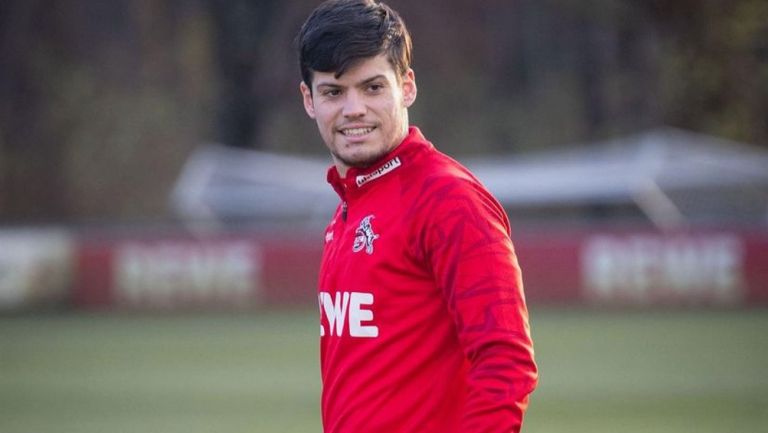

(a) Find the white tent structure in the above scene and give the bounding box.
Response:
[171,128,768,229]
[465,127,768,228]
[171,144,338,229]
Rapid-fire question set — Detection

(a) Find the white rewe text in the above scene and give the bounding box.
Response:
[319,291,379,338]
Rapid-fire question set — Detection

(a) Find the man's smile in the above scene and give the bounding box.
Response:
[339,126,376,137]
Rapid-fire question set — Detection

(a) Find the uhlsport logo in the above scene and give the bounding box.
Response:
[353,215,379,255]
[355,156,401,187]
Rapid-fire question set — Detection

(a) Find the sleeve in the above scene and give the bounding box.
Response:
[419,175,538,433]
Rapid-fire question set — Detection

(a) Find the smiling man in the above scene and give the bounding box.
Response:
[297,1,538,432]
[300,52,415,174]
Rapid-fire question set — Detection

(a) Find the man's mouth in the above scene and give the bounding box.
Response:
[340,127,375,137]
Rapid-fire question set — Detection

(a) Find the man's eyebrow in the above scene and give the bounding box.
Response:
[358,75,387,86]
[315,74,387,91]
[315,81,342,89]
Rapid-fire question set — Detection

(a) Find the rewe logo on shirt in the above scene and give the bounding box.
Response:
[319,291,379,338]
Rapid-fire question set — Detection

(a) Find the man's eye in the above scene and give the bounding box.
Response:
[323,89,341,97]
[368,84,383,92]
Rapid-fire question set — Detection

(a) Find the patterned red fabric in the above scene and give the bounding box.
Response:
[319,127,538,433]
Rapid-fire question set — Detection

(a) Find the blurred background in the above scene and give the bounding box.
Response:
[1,0,767,432]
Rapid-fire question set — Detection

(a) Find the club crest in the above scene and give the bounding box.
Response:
[353,215,379,255]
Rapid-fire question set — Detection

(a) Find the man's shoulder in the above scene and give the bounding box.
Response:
[406,147,484,193]
[397,148,502,225]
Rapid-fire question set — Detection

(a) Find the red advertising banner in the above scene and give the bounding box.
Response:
[581,232,743,306]
[516,228,768,307]
[72,227,768,310]
[74,231,325,309]
[75,235,268,309]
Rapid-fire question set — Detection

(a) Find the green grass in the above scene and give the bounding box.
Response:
[524,309,768,433]
[1,308,767,433]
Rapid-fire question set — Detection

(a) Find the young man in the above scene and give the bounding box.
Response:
[297,1,538,432]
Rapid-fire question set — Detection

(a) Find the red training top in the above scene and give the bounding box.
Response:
[318,127,538,433]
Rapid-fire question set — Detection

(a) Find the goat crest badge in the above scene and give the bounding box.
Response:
[353,215,379,255]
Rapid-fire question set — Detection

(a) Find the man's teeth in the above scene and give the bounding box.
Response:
[342,127,373,136]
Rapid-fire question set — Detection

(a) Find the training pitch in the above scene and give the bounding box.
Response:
[1,308,766,432]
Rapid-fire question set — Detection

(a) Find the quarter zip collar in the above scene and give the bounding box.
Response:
[326,126,433,201]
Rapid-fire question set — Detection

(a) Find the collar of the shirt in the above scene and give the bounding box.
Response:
[327,126,433,200]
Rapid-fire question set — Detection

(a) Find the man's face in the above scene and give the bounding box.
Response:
[300,54,417,176]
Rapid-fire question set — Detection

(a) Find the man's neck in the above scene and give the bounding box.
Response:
[333,158,350,178]
[332,129,409,178]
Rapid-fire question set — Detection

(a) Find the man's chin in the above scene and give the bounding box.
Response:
[334,151,385,170]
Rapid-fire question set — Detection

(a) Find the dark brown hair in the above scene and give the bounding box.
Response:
[297,0,412,87]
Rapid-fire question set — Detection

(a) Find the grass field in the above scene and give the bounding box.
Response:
[1,308,767,433]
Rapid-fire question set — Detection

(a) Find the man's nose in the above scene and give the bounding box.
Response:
[342,91,366,118]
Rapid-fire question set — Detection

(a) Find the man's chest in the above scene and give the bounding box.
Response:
[320,200,411,290]
[318,195,437,337]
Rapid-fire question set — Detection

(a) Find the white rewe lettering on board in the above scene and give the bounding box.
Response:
[319,291,379,338]
[581,234,744,304]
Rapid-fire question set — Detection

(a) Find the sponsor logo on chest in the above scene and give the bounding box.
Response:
[319,291,378,338]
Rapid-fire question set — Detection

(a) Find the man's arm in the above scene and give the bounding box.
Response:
[421,176,538,432]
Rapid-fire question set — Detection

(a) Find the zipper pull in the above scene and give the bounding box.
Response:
[342,202,348,222]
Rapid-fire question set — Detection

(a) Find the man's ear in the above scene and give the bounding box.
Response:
[401,68,417,108]
[300,81,316,119]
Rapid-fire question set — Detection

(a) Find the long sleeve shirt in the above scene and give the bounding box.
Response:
[318,126,538,433]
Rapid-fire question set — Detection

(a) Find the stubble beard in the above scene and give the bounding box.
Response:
[330,120,408,171]
[331,147,387,170]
